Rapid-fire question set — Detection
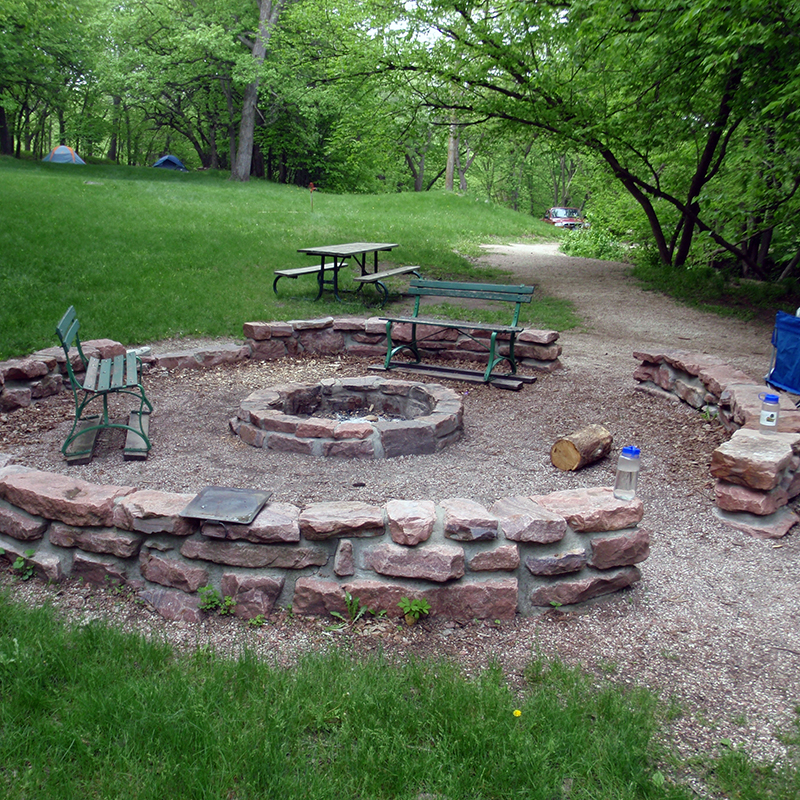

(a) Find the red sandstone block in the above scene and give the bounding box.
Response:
[243,321,272,340]
[529,566,641,606]
[0,469,135,528]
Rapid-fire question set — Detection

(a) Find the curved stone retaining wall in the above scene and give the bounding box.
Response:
[0,464,648,622]
[0,316,562,414]
[0,317,654,622]
[634,348,800,539]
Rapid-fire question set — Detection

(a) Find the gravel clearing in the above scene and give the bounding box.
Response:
[2,243,798,773]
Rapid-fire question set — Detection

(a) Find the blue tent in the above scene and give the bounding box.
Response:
[42,145,85,164]
[153,154,188,171]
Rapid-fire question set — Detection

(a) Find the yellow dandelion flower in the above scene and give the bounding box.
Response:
[513,709,522,717]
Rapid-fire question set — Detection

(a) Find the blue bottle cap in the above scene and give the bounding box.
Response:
[763,393,780,404]
[621,446,640,458]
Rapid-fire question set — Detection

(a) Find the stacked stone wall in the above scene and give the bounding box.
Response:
[0,465,647,622]
[634,348,800,538]
[0,317,561,414]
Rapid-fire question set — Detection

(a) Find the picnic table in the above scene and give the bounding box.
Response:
[285,242,400,301]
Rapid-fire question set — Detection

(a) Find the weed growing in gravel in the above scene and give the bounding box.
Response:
[198,585,236,615]
[398,596,431,625]
[0,549,36,581]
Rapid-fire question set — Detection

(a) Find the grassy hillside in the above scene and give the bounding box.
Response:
[0,158,574,360]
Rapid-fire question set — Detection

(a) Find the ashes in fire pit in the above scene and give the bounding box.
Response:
[230,376,463,459]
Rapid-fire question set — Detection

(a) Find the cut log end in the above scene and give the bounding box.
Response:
[550,424,613,471]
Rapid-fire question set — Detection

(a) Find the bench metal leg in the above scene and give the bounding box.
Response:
[62,386,154,461]
[384,320,421,369]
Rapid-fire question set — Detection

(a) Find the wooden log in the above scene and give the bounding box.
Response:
[550,424,613,471]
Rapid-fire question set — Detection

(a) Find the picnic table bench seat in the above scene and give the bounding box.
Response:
[352,265,421,306]
[56,306,153,464]
[272,262,344,295]
[380,279,535,384]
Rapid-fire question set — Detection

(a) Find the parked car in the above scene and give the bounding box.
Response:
[542,207,587,229]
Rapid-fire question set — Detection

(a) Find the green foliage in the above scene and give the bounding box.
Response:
[398,596,431,621]
[395,0,800,276]
[631,258,800,318]
[0,159,571,360]
[198,585,236,616]
[560,228,631,263]
[9,550,36,582]
[329,591,375,629]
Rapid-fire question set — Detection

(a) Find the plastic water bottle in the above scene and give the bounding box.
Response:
[613,446,641,501]
[759,392,780,434]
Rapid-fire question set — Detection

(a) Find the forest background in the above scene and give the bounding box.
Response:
[2,0,799,289]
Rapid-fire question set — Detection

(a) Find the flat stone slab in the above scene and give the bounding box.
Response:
[113,490,198,535]
[0,468,135,527]
[49,523,143,558]
[299,501,384,539]
[531,487,644,533]
[365,542,465,582]
[201,502,301,543]
[491,496,567,543]
[441,497,498,541]
[712,506,799,539]
[0,498,48,541]
[588,528,650,569]
[530,566,641,607]
[710,429,800,491]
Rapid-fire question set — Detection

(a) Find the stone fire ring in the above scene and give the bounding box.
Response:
[230,376,464,459]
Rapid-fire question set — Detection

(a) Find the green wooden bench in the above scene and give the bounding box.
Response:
[380,279,535,384]
[352,265,421,306]
[56,306,153,464]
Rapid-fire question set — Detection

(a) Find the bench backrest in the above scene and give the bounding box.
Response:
[56,306,89,388]
[408,279,535,326]
[408,279,534,304]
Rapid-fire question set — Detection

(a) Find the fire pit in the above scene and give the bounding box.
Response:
[230,376,463,459]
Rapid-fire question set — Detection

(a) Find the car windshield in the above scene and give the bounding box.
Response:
[553,208,581,218]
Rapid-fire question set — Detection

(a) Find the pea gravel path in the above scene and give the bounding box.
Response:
[1,243,798,778]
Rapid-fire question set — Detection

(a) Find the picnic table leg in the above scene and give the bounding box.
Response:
[314,256,326,301]
[332,256,344,301]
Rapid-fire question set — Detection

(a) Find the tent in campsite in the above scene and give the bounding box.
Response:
[42,145,85,164]
[152,154,188,171]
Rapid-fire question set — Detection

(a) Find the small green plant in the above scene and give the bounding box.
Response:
[329,591,374,629]
[398,596,431,625]
[247,614,267,628]
[700,405,718,422]
[198,585,236,616]
[10,549,36,581]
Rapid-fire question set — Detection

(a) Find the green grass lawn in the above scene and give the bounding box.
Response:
[0,157,577,361]
[0,591,797,800]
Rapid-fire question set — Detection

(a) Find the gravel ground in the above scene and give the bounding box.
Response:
[1,243,798,777]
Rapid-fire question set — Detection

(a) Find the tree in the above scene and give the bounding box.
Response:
[391,0,800,276]
[231,0,286,181]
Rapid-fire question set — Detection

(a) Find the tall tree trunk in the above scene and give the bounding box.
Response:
[107,96,121,162]
[445,115,457,191]
[231,0,285,182]
[673,67,743,267]
[0,106,12,155]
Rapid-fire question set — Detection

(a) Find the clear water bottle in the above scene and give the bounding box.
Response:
[613,446,640,501]
[758,392,780,434]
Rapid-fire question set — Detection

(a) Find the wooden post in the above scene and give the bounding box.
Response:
[550,424,613,471]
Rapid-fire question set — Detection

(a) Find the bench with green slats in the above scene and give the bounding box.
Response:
[55,306,153,464]
[381,279,535,383]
